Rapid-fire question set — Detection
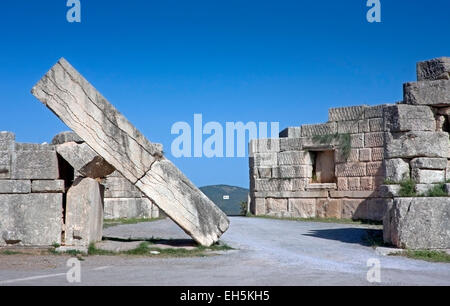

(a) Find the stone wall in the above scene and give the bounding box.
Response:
[249,57,450,228]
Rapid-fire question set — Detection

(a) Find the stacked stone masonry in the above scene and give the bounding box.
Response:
[0,131,160,248]
[249,57,450,249]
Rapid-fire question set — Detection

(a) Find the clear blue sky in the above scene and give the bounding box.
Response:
[1,1,449,188]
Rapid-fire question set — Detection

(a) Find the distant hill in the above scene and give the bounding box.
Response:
[200,185,249,216]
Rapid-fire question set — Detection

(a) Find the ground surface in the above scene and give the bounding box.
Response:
[0,217,449,286]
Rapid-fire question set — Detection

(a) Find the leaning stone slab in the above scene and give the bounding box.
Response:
[384,197,450,249]
[32,58,229,246]
[12,143,59,180]
[0,193,62,246]
[417,57,450,81]
[0,180,31,194]
[385,131,450,159]
[65,178,104,247]
[31,180,65,193]
[404,80,450,106]
[56,142,115,179]
[52,131,83,145]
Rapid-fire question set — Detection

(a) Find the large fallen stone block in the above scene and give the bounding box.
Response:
[385,131,450,159]
[65,178,104,247]
[404,80,450,106]
[56,142,115,179]
[383,104,435,132]
[417,57,450,81]
[384,198,450,249]
[32,58,229,246]
[12,143,59,179]
[0,193,62,246]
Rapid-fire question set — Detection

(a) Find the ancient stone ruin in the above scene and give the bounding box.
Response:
[249,57,450,250]
[32,58,229,247]
[0,130,160,248]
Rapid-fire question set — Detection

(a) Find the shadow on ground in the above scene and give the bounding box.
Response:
[303,228,383,246]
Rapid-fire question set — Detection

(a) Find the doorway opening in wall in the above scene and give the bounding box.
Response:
[310,150,336,184]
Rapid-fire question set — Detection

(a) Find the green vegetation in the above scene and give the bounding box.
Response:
[103,217,162,229]
[398,179,417,197]
[383,179,398,185]
[392,250,450,263]
[312,133,351,160]
[240,201,248,216]
[0,250,21,255]
[200,185,249,216]
[425,183,448,197]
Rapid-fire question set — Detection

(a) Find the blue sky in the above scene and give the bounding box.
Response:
[1,0,450,188]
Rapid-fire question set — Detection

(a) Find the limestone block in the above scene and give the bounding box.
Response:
[358,120,370,133]
[278,151,312,165]
[337,177,348,191]
[52,131,83,145]
[103,175,143,198]
[250,197,266,215]
[0,180,31,194]
[410,158,448,170]
[335,162,366,177]
[253,190,328,198]
[364,132,385,148]
[12,144,59,180]
[384,198,450,249]
[301,122,337,137]
[335,149,359,163]
[279,127,302,138]
[274,165,312,179]
[379,185,401,197]
[364,104,393,119]
[369,118,385,132]
[359,148,371,162]
[348,177,360,191]
[56,142,115,179]
[316,199,342,218]
[404,80,450,106]
[383,104,435,132]
[104,197,154,220]
[0,151,11,179]
[257,167,272,179]
[266,198,288,214]
[252,153,278,167]
[417,57,450,81]
[32,58,229,246]
[328,105,367,122]
[65,178,104,247]
[360,177,374,191]
[411,169,445,184]
[0,193,62,246]
[249,138,280,155]
[367,199,390,221]
[337,120,359,134]
[289,199,316,218]
[342,199,368,220]
[385,131,450,159]
[385,158,410,182]
[367,161,384,176]
[0,131,15,151]
[254,178,307,192]
[279,138,303,152]
[31,180,65,193]
[371,148,384,161]
[350,133,364,148]
[415,184,437,195]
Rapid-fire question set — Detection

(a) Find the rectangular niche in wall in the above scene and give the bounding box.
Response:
[311,150,336,183]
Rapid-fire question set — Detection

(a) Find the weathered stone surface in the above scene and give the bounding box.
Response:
[367,198,390,221]
[0,151,11,179]
[56,142,115,179]
[371,148,384,161]
[257,167,272,179]
[335,149,358,163]
[273,165,312,179]
[31,180,65,193]
[305,183,337,190]
[404,80,450,106]
[0,193,62,246]
[249,138,280,155]
[415,184,437,195]
[104,198,158,220]
[289,199,316,218]
[335,162,366,177]
[364,132,385,148]
[266,198,288,214]
[316,199,342,218]
[252,153,278,167]
[279,127,302,138]
[103,173,143,198]
[0,180,31,194]
[348,177,360,191]
[254,178,307,191]
[250,197,266,215]
[411,169,445,184]
[337,120,359,134]
[278,151,312,165]
[364,104,393,119]
[65,178,104,247]
[360,177,374,191]
[350,134,365,148]
[337,177,348,191]
[301,122,337,137]
[410,158,448,170]
[359,148,371,162]
[12,144,59,180]
[279,138,303,151]
[384,198,450,249]
[385,158,410,182]
[342,199,368,220]
[51,131,83,145]
[369,118,385,132]
[367,161,384,176]
[385,131,450,159]
[329,105,367,122]
[417,57,450,81]
[0,131,15,151]
[383,104,435,132]
[32,59,228,246]
[379,185,401,197]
